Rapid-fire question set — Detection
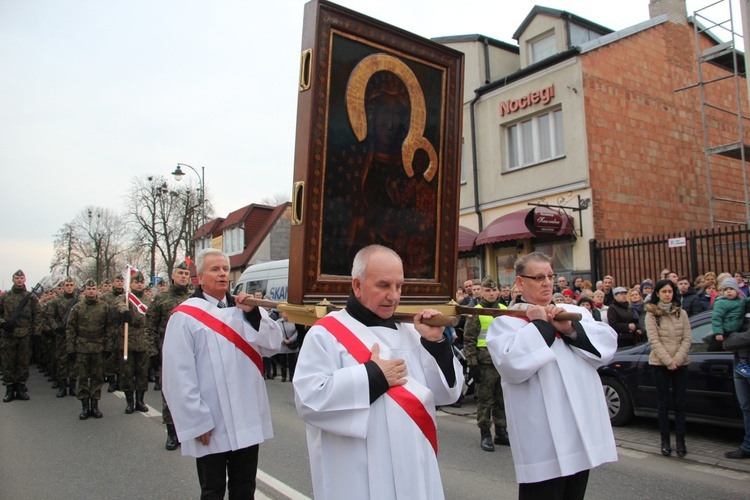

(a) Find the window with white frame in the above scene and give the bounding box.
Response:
[530,33,556,64]
[223,227,244,256]
[505,108,564,170]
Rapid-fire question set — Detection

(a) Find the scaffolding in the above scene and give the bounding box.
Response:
[684,0,749,226]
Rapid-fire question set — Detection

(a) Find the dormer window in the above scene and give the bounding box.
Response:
[530,32,556,64]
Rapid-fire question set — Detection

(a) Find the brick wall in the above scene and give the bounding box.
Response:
[583,21,749,240]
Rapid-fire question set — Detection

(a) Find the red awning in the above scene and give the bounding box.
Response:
[475,208,573,246]
[458,226,479,253]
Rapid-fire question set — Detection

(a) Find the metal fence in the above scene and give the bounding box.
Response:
[590,224,750,287]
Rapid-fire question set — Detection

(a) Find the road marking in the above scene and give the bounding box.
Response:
[686,464,750,480]
[257,470,311,500]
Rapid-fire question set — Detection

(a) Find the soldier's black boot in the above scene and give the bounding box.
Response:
[153,379,160,391]
[480,429,495,452]
[107,375,117,393]
[494,425,510,446]
[135,391,148,412]
[165,424,179,451]
[15,384,29,401]
[68,379,77,397]
[90,398,103,418]
[79,399,90,420]
[124,391,134,414]
[56,380,67,398]
[3,384,15,403]
[51,379,59,389]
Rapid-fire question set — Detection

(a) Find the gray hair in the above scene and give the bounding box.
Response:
[514,252,553,276]
[196,248,230,274]
[351,245,402,281]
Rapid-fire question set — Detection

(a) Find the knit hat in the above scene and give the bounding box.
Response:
[722,277,740,293]
[640,280,653,293]
[553,293,565,300]
[562,289,574,298]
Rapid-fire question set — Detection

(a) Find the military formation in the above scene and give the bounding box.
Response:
[0,262,193,451]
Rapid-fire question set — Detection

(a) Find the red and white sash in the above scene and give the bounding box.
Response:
[128,292,148,315]
[316,314,439,455]
[173,301,264,376]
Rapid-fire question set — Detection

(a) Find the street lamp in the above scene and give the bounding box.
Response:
[171,163,206,254]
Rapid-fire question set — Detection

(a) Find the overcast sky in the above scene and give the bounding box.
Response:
[0,0,728,288]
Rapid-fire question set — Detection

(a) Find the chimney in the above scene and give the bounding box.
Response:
[649,0,688,24]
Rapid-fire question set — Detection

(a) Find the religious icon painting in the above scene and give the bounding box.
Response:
[289,0,464,305]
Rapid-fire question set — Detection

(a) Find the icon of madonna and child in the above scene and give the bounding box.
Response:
[321,51,444,280]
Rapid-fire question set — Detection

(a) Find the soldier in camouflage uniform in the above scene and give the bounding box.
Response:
[66,279,115,420]
[40,288,58,385]
[0,270,42,402]
[464,276,510,452]
[46,278,80,397]
[145,261,190,450]
[101,274,125,392]
[117,271,156,414]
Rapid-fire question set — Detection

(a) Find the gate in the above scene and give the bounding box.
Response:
[590,224,750,286]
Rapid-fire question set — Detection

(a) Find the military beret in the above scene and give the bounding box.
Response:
[13,269,24,277]
[175,261,189,270]
[57,281,65,287]
[481,276,497,288]
[113,273,124,280]
[101,278,112,285]
[84,279,97,288]
[131,271,145,283]
[155,278,165,285]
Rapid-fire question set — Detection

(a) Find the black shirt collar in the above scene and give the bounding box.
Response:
[345,291,397,330]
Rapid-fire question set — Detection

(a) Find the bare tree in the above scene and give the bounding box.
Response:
[50,222,84,281]
[261,192,292,206]
[126,175,211,279]
[73,206,128,283]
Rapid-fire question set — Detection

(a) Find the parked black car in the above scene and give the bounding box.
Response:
[598,310,743,428]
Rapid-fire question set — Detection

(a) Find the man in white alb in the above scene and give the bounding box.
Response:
[293,244,463,499]
[486,252,618,500]
[162,248,282,499]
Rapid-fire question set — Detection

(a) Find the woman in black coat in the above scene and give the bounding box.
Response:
[607,286,640,348]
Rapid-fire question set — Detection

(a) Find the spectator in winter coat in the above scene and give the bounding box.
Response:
[607,287,641,348]
[733,271,749,297]
[699,281,717,311]
[677,277,705,317]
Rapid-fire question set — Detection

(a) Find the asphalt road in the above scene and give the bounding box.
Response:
[2,369,749,499]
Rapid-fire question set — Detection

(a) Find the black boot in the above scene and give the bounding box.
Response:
[90,398,103,418]
[135,391,148,412]
[51,379,59,389]
[3,384,15,403]
[107,375,117,393]
[481,428,495,452]
[56,380,67,398]
[165,424,179,451]
[661,435,672,456]
[79,399,90,420]
[494,425,510,446]
[15,384,29,401]
[153,380,160,391]
[676,434,687,457]
[124,391,134,414]
[68,379,76,397]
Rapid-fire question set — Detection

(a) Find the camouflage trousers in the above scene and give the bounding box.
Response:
[162,389,173,426]
[476,363,506,430]
[73,352,104,400]
[120,351,150,392]
[55,335,71,380]
[43,334,56,373]
[1,336,31,385]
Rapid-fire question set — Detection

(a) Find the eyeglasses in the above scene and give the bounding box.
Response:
[518,273,558,283]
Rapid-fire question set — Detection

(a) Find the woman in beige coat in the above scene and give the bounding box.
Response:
[645,279,692,458]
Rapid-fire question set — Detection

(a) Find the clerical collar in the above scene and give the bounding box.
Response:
[516,296,553,306]
[345,292,397,330]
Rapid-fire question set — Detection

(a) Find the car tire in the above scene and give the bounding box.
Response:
[601,377,633,426]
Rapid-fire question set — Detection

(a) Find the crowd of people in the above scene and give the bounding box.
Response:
[4,253,750,499]
[455,265,750,469]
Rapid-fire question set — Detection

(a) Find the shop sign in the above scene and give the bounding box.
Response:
[526,207,564,235]
[499,84,555,116]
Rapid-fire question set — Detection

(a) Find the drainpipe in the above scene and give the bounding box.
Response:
[469,91,483,233]
[482,36,491,84]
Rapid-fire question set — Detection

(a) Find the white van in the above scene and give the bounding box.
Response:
[233,259,289,302]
